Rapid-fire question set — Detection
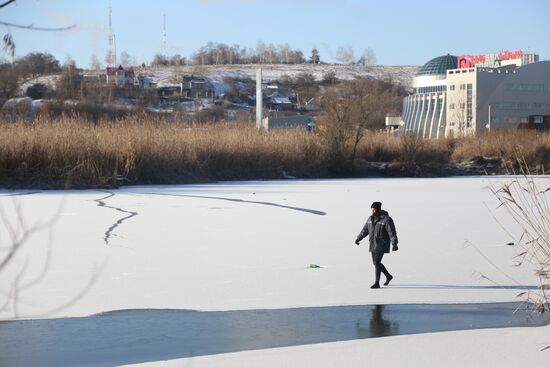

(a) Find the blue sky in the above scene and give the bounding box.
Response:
[2,0,549,67]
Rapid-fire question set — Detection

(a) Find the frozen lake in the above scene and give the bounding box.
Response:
[0,177,547,366]
[0,177,543,319]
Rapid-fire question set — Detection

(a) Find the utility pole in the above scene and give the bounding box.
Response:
[256,68,263,130]
[113,34,117,66]
[487,104,491,132]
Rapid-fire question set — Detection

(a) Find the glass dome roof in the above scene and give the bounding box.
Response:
[416,55,458,76]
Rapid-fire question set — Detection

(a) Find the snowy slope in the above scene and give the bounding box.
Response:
[18,64,418,94]
[138,64,418,88]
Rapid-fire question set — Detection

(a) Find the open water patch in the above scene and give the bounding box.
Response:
[0,302,548,367]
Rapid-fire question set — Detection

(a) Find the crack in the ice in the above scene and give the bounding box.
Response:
[0,192,40,197]
[94,190,138,245]
[142,192,326,216]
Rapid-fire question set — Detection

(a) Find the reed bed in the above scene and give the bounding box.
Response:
[0,115,548,188]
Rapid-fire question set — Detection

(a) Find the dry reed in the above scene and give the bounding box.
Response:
[0,115,549,188]
[490,173,550,313]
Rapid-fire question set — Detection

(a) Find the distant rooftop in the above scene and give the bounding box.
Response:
[416,55,458,76]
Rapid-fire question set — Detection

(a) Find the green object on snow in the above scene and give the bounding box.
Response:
[309,264,322,269]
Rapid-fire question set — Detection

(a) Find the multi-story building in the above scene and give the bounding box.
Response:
[401,51,550,137]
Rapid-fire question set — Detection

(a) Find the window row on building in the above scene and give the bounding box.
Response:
[503,83,550,92]
[492,102,550,110]
[412,86,447,94]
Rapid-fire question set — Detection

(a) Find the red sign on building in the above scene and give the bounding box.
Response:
[457,50,524,69]
[497,50,523,61]
[457,54,486,69]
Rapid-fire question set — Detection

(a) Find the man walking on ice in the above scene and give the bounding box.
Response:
[355,202,399,289]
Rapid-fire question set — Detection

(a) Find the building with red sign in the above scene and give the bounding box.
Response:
[400,51,549,137]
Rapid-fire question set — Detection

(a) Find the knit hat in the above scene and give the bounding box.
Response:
[371,202,382,210]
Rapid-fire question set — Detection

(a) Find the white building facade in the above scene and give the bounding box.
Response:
[401,51,550,137]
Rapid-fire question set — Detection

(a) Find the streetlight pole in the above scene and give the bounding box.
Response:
[487,104,491,133]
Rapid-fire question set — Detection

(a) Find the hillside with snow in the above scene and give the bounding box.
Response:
[19,64,419,94]
[142,64,419,88]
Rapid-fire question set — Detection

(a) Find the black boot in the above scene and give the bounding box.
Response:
[370,282,380,289]
[383,274,393,286]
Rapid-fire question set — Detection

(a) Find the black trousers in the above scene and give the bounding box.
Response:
[371,252,390,283]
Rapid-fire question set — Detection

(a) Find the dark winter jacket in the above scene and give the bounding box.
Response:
[356,210,398,253]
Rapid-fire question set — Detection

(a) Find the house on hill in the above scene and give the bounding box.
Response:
[265,91,293,110]
[106,65,135,87]
[135,75,156,89]
[181,75,215,99]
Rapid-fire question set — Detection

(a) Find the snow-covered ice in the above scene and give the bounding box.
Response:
[122,324,550,367]
[0,177,547,366]
[0,177,541,319]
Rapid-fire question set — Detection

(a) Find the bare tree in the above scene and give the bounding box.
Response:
[256,41,266,64]
[188,42,306,65]
[1,0,76,57]
[357,47,377,66]
[335,46,355,65]
[169,54,185,66]
[0,60,19,100]
[14,52,60,79]
[279,43,290,64]
[119,51,131,67]
[151,53,169,66]
[56,55,80,100]
[90,54,102,70]
[63,54,76,70]
[318,79,400,174]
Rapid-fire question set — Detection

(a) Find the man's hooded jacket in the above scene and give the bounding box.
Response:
[356,210,398,253]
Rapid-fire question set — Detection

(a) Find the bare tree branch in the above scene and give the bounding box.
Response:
[0,0,16,9]
[0,21,76,31]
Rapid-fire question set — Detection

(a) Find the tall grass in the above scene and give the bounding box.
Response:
[491,174,549,313]
[0,115,549,188]
[0,115,325,187]
[452,130,550,172]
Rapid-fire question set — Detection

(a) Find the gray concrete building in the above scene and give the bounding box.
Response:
[400,51,550,137]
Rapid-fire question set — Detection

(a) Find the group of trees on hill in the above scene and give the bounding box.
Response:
[0,52,62,101]
[188,41,307,66]
[150,42,376,67]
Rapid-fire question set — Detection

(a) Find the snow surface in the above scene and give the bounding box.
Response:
[18,74,61,93]
[0,177,542,320]
[1,176,548,366]
[123,325,550,367]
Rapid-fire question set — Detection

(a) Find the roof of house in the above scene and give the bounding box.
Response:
[267,91,292,104]
[106,65,135,76]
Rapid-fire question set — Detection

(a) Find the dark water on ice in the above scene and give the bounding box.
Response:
[0,302,548,367]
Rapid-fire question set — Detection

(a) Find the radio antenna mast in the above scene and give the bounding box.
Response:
[163,13,168,59]
[107,0,115,66]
